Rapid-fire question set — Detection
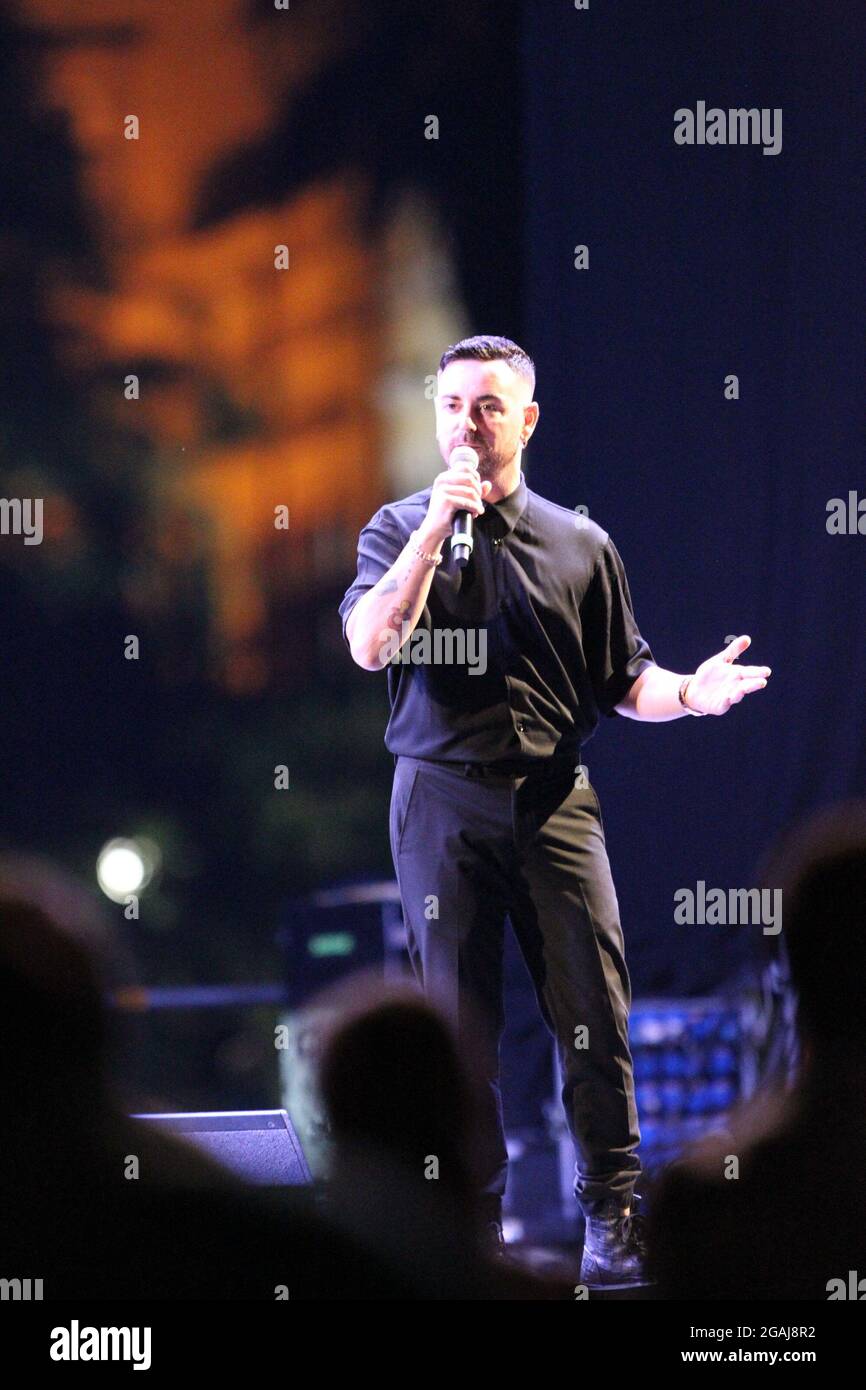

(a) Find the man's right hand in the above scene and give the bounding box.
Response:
[346,460,492,671]
[422,460,493,545]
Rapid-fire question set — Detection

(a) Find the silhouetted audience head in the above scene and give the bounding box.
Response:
[0,892,107,1111]
[0,864,562,1298]
[758,798,866,1062]
[318,976,480,1207]
[0,864,436,1298]
[650,801,866,1300]
[314,973,564,1298]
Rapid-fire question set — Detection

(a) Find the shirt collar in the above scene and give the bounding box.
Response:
[482,469,528,536]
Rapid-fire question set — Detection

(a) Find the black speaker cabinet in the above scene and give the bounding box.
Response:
[133,1109,312,1186]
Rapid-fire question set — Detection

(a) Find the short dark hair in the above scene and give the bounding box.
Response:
[438,335,535,396]
[758,801,866,1049]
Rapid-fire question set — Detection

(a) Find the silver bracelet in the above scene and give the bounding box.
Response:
[678,676,705,715]
[408,530,443,567]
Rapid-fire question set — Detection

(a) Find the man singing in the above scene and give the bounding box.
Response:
[338,335,771,1287]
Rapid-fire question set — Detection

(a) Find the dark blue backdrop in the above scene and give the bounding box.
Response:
[521,0,865,991]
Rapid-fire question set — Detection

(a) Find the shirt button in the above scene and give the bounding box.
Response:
[493,538,502,548]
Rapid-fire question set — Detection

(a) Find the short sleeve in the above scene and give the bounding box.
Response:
[338,509,405,647]
[581,536,655,717]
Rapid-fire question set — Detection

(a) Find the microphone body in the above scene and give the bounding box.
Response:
[449,445,480,568]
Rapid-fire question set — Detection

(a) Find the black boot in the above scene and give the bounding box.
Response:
[478,1195,507,1259]
[484,1220,508,1259]
[578,1192,651,1289]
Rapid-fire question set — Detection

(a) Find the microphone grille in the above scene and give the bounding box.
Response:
[449,445,479,467]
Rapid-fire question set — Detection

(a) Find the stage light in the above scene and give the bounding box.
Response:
[96,837,160,903]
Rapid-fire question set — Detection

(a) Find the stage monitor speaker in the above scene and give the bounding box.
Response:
[133,1109,312,1186]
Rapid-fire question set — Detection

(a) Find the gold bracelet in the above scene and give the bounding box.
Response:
[409,530,443,567]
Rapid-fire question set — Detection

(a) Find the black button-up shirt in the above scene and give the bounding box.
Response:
[338,470,655,765]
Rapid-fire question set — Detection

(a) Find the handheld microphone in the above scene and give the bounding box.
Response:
[449,444,480,568]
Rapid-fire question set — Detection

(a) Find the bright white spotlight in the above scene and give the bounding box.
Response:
[96,837,158,903]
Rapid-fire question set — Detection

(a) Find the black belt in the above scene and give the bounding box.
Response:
[395,752,582,780]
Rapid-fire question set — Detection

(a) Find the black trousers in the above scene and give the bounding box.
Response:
[389,753,641,1213]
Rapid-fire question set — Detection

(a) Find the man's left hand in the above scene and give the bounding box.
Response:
[684,635,771,715]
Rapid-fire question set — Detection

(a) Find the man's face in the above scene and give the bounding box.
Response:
[434,359,538,480]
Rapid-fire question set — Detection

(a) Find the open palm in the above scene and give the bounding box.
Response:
[686,635,771,715]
